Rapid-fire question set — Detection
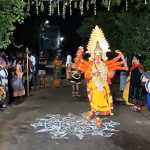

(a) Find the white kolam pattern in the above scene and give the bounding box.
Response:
[31,113,120,140]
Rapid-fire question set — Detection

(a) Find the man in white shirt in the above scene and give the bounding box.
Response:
[65,54,72,80]
[66,54,72,67]
[28,52,37,90]
[29,53,36,71]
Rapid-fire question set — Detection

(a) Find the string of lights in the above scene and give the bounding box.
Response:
[28,0,149,18]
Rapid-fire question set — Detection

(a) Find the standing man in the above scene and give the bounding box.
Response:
[65,53,72,80]
[29,51,37,90]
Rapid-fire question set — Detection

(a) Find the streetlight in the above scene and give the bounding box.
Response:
[60,37,64,42]
[44,20,49,24]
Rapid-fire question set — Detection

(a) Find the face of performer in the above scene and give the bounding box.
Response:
[95,52,102,62]
[132,56,139,65]
[77,48,84,56]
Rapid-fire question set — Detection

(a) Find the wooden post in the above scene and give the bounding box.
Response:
[26,48,30,96]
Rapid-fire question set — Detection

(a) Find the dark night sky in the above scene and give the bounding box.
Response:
[12,0,142,55]
[13,1,126,57]
[14,6,84,58]
[13,0,108,57]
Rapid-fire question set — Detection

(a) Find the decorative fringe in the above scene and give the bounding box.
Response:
[30,0,149,16]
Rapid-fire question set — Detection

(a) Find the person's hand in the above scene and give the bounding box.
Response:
[126,76,130,82]
[124,66,128,71]
[115,50,123,58]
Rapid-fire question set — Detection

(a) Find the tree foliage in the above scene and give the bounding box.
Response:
[77,12,120,50]
[78,3,150,68]
[0,0,26,49]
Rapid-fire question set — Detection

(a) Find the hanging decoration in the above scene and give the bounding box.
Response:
[26,0,30,16]
[62,1,67,19]
[79,0,84,16]
[40,1,45,13]
[94,0,97,15]
[86,0,90,11]
[90,0,95,4]
[57,0,60,16]
[52,4,55,15]
[69,0,72,16]
[144,0,147,5]
[74,1,78,8]
[48,0,52,16]
[126,0,128,11]
[107,0,111,11]
[35,0,39,15]
[29,0,149,18]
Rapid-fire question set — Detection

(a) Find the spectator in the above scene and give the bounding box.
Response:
[120,52,128,92]
[11,59,25,98]
[29,52,37,89]
[65,53,72,80]
[0,55,8,108]
[128,55,145,110]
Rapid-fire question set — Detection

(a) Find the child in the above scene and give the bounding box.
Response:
[70,68,81,97]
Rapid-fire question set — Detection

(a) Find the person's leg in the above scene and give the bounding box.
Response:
[72,82,76,97]
[135,87,145,107]
[95,112,102,128]
[43,75,48,88]
[120,74,124,92]
[29,73,33,91]
[31,72,36,89]
[129,85,135,103]
[86,110,95,121]
[45,75,48,88]
[39,76,43,88]
[75,83,80,96]
[2,87,9,108]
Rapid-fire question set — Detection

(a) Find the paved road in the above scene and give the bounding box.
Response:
[0,82,150,150]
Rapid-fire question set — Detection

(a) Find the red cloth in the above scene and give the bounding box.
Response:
[130,63,144,72]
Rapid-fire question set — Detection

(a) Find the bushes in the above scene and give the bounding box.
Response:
[0,0,25,49]
[78,6,150,69]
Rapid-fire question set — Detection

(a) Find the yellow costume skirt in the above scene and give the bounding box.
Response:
[123,81,134,105]
[87,80,113,116]
[123,81,129,102]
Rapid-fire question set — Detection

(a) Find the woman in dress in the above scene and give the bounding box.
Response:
[12,59,25,98]
[128,55,146,110]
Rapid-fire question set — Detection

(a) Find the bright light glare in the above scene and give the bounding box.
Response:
[45,20,49,24]
[60,37,64,41]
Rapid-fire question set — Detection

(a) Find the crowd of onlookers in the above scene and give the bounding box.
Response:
[120,54,150,111]
[1,49,150,112]
[0,51,37,109]
[66,50,150,112]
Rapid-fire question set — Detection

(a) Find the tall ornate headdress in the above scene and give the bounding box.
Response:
[94,41,103,56]
[87,25,111,61]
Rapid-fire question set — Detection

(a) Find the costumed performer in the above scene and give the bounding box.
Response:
[74,26,128,127]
